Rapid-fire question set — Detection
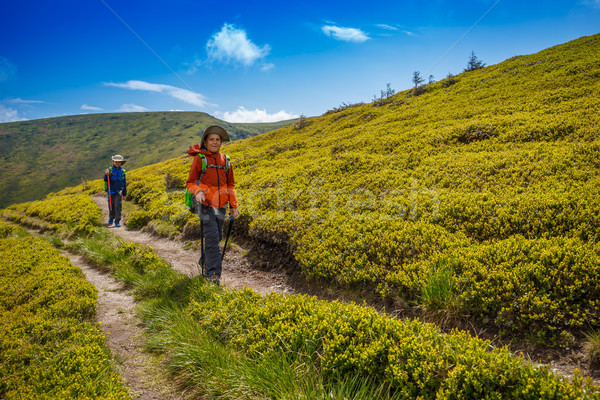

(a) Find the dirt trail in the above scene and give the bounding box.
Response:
[68,253,190,400]
[55,196,292,399]
[92,195,292,296]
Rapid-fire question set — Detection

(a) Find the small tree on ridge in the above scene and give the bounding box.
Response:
[464,51,486,72]
[412,71,425,95]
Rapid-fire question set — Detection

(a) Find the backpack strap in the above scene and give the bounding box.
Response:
[195,153,231,193]
[224,155,230,185]
[197,154,230,181]
[196,154,208,185]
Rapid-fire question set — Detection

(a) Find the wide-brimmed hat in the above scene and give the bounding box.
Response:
[111,154,126,164]
[201,125,230,145]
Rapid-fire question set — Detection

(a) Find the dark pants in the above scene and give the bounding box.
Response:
[199,204,226,277]
[108,193,122,222]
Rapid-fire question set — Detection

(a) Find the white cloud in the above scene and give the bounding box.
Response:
[7,98,44,104]
[216,106,298,123]
[260,63,276,72]
[81,104,104,111]
[105,80,208,107]
[184,58,203,75]
[118,104,149,112]
[322,25,370,43]
[375,24,416,37]
[0,104,26,122]
[376,24,399,31]
[206,23,271,67]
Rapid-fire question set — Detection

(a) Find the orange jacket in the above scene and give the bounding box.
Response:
[186,144,238,209]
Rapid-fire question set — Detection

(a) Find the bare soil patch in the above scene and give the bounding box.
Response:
[64,253,192,400]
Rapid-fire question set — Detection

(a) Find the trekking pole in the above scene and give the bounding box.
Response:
[106,171,112,210]
[196,202,205,277]
[221,215,234,262]
[200,218,205,277]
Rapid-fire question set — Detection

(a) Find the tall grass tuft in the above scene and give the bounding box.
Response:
[420,258,462,325]
[138,294,405,399]
[69,228,125,272]
[583,329,600,366]
[68,227,181,299]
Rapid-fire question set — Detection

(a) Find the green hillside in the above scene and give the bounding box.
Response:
[4,198,597,398]
[4,32,600,397]
[0,112,296,208]
[101,32,600,346]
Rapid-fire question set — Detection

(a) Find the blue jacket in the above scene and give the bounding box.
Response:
[104,166,127,196]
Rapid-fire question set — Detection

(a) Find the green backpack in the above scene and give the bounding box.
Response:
[185,153,231,212]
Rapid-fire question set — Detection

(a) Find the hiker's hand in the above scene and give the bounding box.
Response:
[105,168,110,175]
[230,208,239,219]
[195,191,206,203]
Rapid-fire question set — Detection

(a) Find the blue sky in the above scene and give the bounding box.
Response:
[1,0,599,123]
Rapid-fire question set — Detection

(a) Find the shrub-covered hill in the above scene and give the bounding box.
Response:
[5,196,600,398]
[61,33,600,346]
[0,111,296,208]
[0,224,131,399]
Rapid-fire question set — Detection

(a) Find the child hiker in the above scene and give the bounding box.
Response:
[186,125,238,285]
[104,154,127,227]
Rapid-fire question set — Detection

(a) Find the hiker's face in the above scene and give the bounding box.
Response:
[204,133,222,153]
[113,161,122,167]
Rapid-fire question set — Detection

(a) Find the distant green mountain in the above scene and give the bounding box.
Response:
[0,111,296,207]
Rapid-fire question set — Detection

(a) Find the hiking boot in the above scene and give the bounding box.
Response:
[208,274,220,286]
[108,219,113,225]
[115,222,121,227]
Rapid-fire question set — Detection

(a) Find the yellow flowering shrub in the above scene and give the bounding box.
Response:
[0,220,16,238]
[294,216,470,286]
[435,236,600,346]
[8,194,101,235]
[185,285,599,399]
[0,237,130,399]
[125,156,195,231]
[49,178,105,197]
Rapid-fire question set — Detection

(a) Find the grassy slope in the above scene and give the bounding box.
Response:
[224,33,600,342]
[3,203,596,398]
[0,111,295,208]
[4,33,600,394]
[113,33,600,345]
[228,32,600,237]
